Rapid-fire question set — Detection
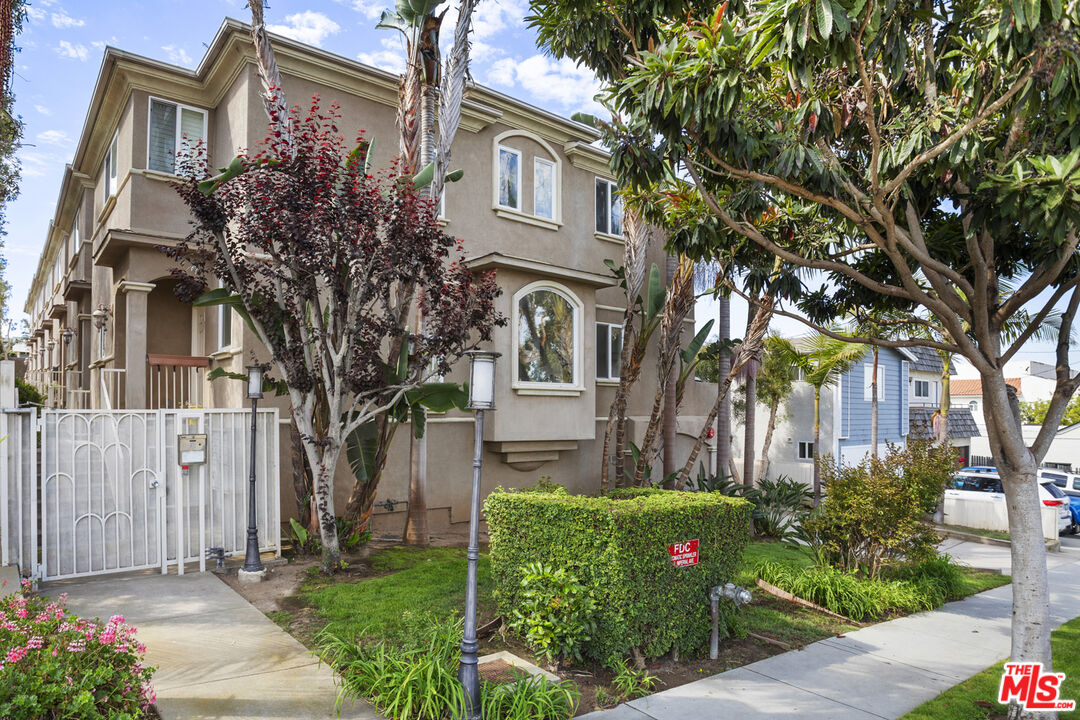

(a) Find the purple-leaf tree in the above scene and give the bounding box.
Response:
[169,99,502,571]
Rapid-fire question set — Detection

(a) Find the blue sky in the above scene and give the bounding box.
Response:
[4,0,1071,372]
[5,0,604,322]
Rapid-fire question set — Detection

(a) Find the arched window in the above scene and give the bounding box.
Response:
[513,282,582,390]
[492,130,562,229]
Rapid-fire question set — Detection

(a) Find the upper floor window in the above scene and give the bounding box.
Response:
[514,282,582,389]
[497,146,521,210]
[492,130,562,227]
[798,441,814,460]
[595,178,623,236]
[148,98,207,174]
[914,379,930,399]
[533,158,555,220]
[69,206,80,263]
[104,132,118,197]
[596,322,622,381]
[863,364,885,401]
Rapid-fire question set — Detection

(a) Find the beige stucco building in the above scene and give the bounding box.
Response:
[22,19,717,537]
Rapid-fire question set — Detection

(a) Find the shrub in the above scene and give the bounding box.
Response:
[15,378,43,407]
[805,440,955,577]
[750,475,811,539]
[0,584,156,719]
[319,614,577,720]
[756,560,934,621]
[610,658,659,699]
[485,488,751,662]
[507,562,598,666]
[886,555,967,606]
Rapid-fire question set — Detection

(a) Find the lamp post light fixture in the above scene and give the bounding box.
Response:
[459,350,499,720]
[242,364,265,577]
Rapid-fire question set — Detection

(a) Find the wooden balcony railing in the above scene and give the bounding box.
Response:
[147,354,210,409]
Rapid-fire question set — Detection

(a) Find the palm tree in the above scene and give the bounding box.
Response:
[692,260,731,479]
[754,337,796,482]
[770,333,867,503]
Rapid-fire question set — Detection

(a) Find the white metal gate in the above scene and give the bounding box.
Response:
[3,408,279,581]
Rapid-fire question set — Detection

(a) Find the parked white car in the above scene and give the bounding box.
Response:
[948,468,1073,536]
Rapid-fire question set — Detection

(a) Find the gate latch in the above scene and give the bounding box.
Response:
[206,547,226,569]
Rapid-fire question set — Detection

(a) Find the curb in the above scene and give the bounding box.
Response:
[933,527,1061,553]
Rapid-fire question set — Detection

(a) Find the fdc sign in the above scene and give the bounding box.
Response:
[667,539,699,568]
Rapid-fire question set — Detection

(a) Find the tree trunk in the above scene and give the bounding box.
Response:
[662,255,678,485]
[937,366,951,445]
[981,373,1054,720]
[812,388,822,505]
[743,369,756,487]
[307,440,342,572]
[757,399,779,483]
[289,417,312,531]
[871,346,879,460]
[716,296,731,479]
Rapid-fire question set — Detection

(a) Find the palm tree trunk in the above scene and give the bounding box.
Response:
[716,296,731,479]
[938,365,951,445]
[662,254,678,484]
[743,369,756,487]
[813,388,822,505]
[757,399,779,483]
[871,346,879,459]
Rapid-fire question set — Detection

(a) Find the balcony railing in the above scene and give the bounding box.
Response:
[147,354,209,409]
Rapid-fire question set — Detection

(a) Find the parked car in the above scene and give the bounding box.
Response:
[1070,496,1080,530]
[1043,470,1080,499]
[950,469,1074,535]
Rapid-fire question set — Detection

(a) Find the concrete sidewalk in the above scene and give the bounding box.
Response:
[44,572,378,720]
[583,542,1080,720]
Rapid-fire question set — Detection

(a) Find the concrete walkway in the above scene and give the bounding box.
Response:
[583,541,1080,720]
[44,572,379,720]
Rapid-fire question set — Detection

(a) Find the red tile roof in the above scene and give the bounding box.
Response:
[950,378,1022,397]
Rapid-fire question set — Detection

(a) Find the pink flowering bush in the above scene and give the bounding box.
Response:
[0,581,156,718]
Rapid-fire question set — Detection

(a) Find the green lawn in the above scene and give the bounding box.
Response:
[300,545,493,645]
[941,525,1011,542]
[900,616,1080,719]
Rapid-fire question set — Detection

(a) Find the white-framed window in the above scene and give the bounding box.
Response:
[969,400,978,413]
[596,322,623,381]
[217,280,233,350]
[914,379,930,399]
[595,177,623,236]
[798,441,814,460]
[104,132,118,197]
[69,206,80,263]
[795,367,808,382]
[147,97,208,174]
[497,146,521,210]
[863,364,885,401]
[513,281,582,390]
[66,331,77,366]
[437,189,446,220]
[533,158,555,220]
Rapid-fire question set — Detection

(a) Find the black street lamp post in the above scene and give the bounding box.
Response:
[243,364,265,574]
[459,350,498,720]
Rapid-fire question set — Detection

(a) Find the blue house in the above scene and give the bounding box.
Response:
[834,347,915,466]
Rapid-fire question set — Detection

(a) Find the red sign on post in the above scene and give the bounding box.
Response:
[667,539,699,568]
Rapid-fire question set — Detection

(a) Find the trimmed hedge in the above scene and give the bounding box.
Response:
[484,487,751,663]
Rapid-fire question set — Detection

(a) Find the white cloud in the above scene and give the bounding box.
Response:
[161,44,194,67]
[50,9,84,29]
[33,104,51,116]
[55,40,88,61]
[340,0,384,20]
[356,36,406,73]
[471,0,529,42]
[36,130,71,147]
[487,55,604,114]
[25,6,45,22]
[267,11,341,47]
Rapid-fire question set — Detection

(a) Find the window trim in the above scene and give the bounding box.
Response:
[863,363,885,401]
[495,145,523,212]
[491,129,563,228]
[146,95,209,176]
[511,280,584,394]
[798,441,815,461]
[69,206,80,267]
[913,379,931,399]
[595,321,622,381]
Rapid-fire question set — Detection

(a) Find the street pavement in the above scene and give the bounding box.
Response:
[581,540,1080,720]
[43,572,379,720]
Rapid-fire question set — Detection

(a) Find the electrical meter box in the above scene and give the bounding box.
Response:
[178,434,208,466]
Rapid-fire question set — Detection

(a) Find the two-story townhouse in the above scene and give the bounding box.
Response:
[904,346,979,464]
[21,19,717,537]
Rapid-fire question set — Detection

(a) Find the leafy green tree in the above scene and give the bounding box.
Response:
[1020,397,1080,426]
[529,0,1080,684]
[753,338,796,483]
